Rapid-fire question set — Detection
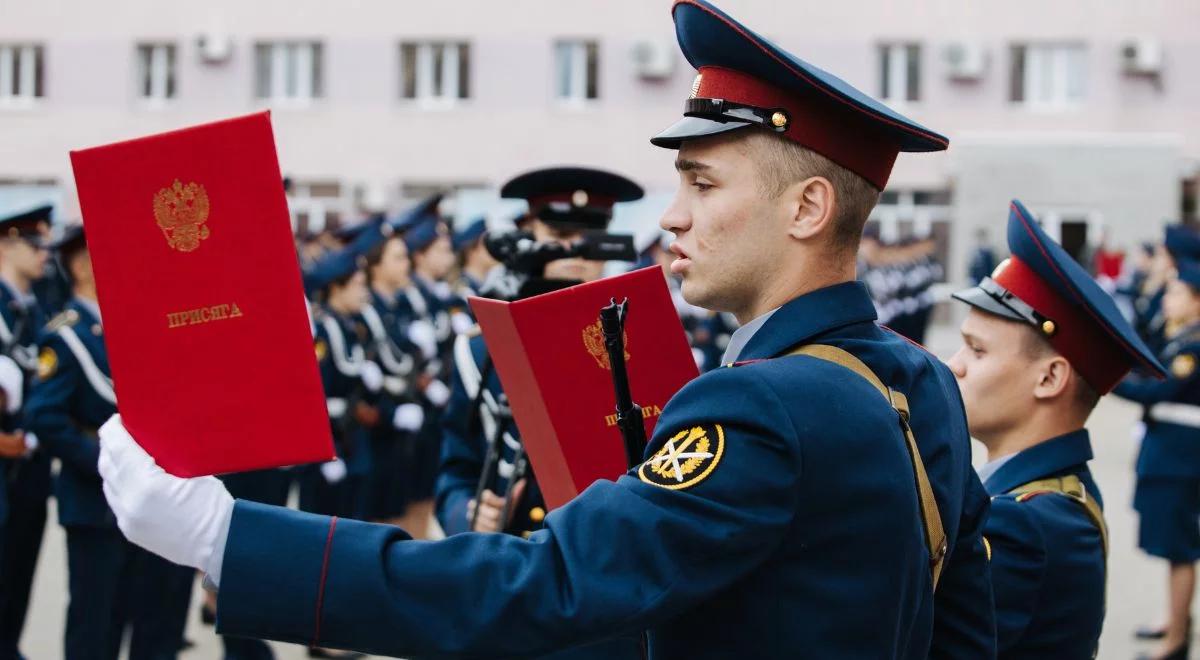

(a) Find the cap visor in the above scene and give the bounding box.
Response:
[650,115,755,149]
[951,286,1026,322]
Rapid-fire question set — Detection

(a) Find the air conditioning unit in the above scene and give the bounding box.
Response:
[632,39,676,80]
[1121,38,1163,75]
[943,42,987,81]
[197,33,233,64]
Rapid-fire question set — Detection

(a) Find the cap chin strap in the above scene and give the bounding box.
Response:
[979,277,1055,334]
[684,97,789,134]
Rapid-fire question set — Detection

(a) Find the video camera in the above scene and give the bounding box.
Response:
[479,229,638,300]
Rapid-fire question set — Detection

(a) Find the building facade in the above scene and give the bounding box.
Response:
[2,0,1198,282]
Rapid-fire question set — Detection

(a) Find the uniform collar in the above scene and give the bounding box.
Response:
[983,428,1093,495]
[737,281,878,361]
[720,307,776,365]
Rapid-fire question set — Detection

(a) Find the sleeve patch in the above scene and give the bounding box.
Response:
[1172,353,1196,379]
[37,347,57,380]
[638,423,725,490]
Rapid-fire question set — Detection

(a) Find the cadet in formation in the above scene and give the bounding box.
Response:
[950,201,1165,658]
[0,206,51,660]
[28,226,193,659]
[1113,252,1200,660]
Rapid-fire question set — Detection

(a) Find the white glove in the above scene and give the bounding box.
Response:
[408,320,438,360]
[320,458,348,484]
[424,379,451,407]
[451,311,474,336]
[392,403,425,431]
[360,360,383,393]
[98,414,234,574]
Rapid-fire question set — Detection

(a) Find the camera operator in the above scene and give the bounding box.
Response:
[434,166,644,660]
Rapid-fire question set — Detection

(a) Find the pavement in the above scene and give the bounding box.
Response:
[12,322,1184,659]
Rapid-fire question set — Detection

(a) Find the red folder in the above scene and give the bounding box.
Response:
[470,266,699,509]
[70,112,334,476]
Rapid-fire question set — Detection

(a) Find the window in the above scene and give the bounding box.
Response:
[137,43,177,102]
[400,42,470,103]
[288,180,349,235]
[0,44,44,105]
[554,40,599,102]
[1010,43,1086,108]
[878,43,920,103]
[254,41,323,103]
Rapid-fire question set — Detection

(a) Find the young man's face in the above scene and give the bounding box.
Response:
[946,309,1042,443]
[415,235,455,281]
[659,132,785,315]
[0,238,49,282]
[1163,277,1200,326]
[375,237,410,289]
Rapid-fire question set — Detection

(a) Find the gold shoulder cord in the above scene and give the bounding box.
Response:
[786,344,949,590]
[1009,475,1109,557]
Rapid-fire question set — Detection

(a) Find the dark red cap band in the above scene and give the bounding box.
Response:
[993,256,1127,393]
[694,66,898,189]
[527,192,616,211]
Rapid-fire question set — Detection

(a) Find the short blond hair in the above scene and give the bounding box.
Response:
[746,130,881,253]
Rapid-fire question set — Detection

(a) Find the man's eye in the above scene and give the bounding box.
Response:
[693,182,713,192]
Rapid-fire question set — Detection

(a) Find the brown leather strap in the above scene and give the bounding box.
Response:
[787,344,949,590]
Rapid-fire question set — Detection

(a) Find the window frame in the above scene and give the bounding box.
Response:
[254,40,324,108]
[398,40,471,107]
[0,43,45,109]
[553,39,600,106]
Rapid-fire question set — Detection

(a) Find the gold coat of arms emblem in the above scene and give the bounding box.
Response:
[581,320,629,370]
[153,179,211,252]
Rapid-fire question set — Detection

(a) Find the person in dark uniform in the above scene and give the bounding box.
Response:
[1113,257,1200,660]
[97,1,994,657]
[27,225,190,660]
[357,218,426,527]
[436,166,646,660]
[949,201,1166,659]
[400,207,458,538]
[0,205,50,660]
[453,216,496,300]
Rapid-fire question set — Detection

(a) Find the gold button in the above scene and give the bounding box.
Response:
[521,531,532,539]
[529,507,545,524]
[1041,320,1056,336]
[770,111,788,128]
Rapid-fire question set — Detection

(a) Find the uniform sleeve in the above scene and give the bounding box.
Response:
[26,334,98,477]
[433,363,479,536]
[983,496,1047,654]
[930,469,997,659]
[1111,352,1196,404]
[216,367,803,658]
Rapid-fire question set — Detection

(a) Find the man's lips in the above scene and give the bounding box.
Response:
[668,242,692,275]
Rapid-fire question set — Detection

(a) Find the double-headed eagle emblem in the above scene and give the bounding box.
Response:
[153,179,211,252]
[582,319,629,370]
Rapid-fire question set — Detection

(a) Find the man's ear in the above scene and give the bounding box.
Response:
[785,176,836,242]
[1032,355,1073,401]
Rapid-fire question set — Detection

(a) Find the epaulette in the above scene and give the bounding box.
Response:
[45,308,80,333]
[1013,490,1053,503]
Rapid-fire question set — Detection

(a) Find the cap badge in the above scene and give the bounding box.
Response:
[690,73,703,99]
[571,189,589,208]
[153,179,211,253]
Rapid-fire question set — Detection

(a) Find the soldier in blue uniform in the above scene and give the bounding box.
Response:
[453,216,495,300]
[304,248,377,523]
[357,218,427,526]
[949,201,1167,659]
[97,1,994,657]
[1113,257,1200,660]
[0,205,50,660]
[26,226,193,660]
[436,166,645,660]
[402,207,460,538]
